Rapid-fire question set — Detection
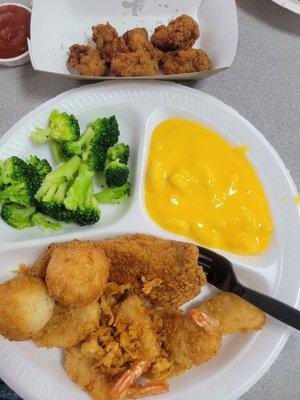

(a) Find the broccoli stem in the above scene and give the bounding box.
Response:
[31,127,51,143]
[50,141,65,164]
[64,163,94,211]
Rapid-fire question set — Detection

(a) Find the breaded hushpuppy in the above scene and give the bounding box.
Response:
[0,276,54,341]
[46,241,110,307]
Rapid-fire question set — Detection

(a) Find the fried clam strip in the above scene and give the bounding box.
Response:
[33,300,100,349]
[25,235,206,309]
[197,292,266,334]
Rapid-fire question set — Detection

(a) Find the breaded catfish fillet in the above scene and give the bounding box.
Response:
[34,300,100,349]
[25,234,206,309]
[103,234,206,308]
[197,292,266,334]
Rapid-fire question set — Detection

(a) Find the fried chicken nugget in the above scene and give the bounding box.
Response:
[161,49,212,75]
[46,241,110,307]
[65,346,111,400]
[103,234,206,309]
[92,22,129,63]
[67,44,107,77]
[123,27,163,61]
[34,300,100,348]
[111,49,159,77]
[197,292,266,335]
[0,276,54,341]
[151,14,200,51]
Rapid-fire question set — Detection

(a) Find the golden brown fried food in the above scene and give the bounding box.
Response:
[67,44,107,77]
[65,346,111,400]
[151,14,200,51]
[161,48,212,75]
[111,49,159,77]
[197,292,266,334]
[103,234,206,308]
[0,276,54,341]
[46,241,109,307]
[92,22,129,63]
[34,300,100,348]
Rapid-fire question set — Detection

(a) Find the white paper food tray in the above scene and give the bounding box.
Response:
[29,0,238,80]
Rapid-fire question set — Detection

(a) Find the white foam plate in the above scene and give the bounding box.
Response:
[0,81,299,400]
[271,0,300,14]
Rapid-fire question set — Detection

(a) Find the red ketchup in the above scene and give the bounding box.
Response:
[0,5,31,59]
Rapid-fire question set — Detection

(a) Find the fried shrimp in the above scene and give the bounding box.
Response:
[197,292,266,334]
[111,49,159,77]
[92,22,129,63]
[0,276,54,341]
[161,48,212,75]
[67,44,107,76]
[34,300,100,348]
[46,241,109,307]
[151,14,200,51]
[65,346,111,400]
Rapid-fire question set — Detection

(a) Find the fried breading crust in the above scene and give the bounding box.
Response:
[161,48,212,75]
[197,292,266,334]
[151,15,200,51]
[92,23,129,63]
[111,49,159,77]
[67,44,107,76]
[46,241,110,307]
[34,301,100,349]
[65,346,111,400]
[103,234,206,309]
[123,27,164,61]
[0,276,54,341]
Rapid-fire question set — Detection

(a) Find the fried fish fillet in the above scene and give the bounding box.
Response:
[151,14,200,51]
[34,300,100,348]
[197,292,266,334]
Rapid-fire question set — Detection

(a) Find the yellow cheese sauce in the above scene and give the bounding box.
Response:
[145,119,273,255]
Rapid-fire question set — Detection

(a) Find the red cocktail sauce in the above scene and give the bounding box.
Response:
[0,5,30,59]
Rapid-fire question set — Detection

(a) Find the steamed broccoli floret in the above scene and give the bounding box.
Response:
[35,156,81,222]
[0,156,37,206]
[104,160,129,188]
[90,115,120,151]
[31,212,61,232]
[1,203,35,229]
[95,183,131,204]
[64,163,100,226]
[62,127,106,172]
[1,203,61,231]
[106,143,130,165]
[27,155,52,182]
[32,109,80,144]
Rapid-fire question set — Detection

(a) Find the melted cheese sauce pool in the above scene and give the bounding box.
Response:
[145,119,273,255]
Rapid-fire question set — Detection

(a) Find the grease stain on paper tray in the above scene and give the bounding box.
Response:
[121,0,146,16]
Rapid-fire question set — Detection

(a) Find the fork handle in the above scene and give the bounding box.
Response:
[237,285,300,330]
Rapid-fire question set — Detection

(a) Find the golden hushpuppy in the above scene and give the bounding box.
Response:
[46,241,110,307]
[0,276,54,341]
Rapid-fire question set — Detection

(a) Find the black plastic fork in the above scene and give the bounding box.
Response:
[197,245,300,330]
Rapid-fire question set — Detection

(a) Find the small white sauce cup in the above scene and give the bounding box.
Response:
[0,3,31,67]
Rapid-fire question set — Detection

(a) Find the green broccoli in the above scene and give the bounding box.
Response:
[1,203,61,231]
[32,109,80,143]
[104,160,129,188]
[106,143,130,165]
[31,212,61,232]
[27,155,52,182]
[1,203,35,229]
[90,115,120,151]
[0,156,37,207]
[64,163,100,226]
[31,110,80,163]
[95,183,131,204]
[35,156,81,222]
[62,127,106,172]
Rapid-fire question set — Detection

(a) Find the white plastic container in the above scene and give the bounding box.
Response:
[0,3,31,67]
[29,0,238,80]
